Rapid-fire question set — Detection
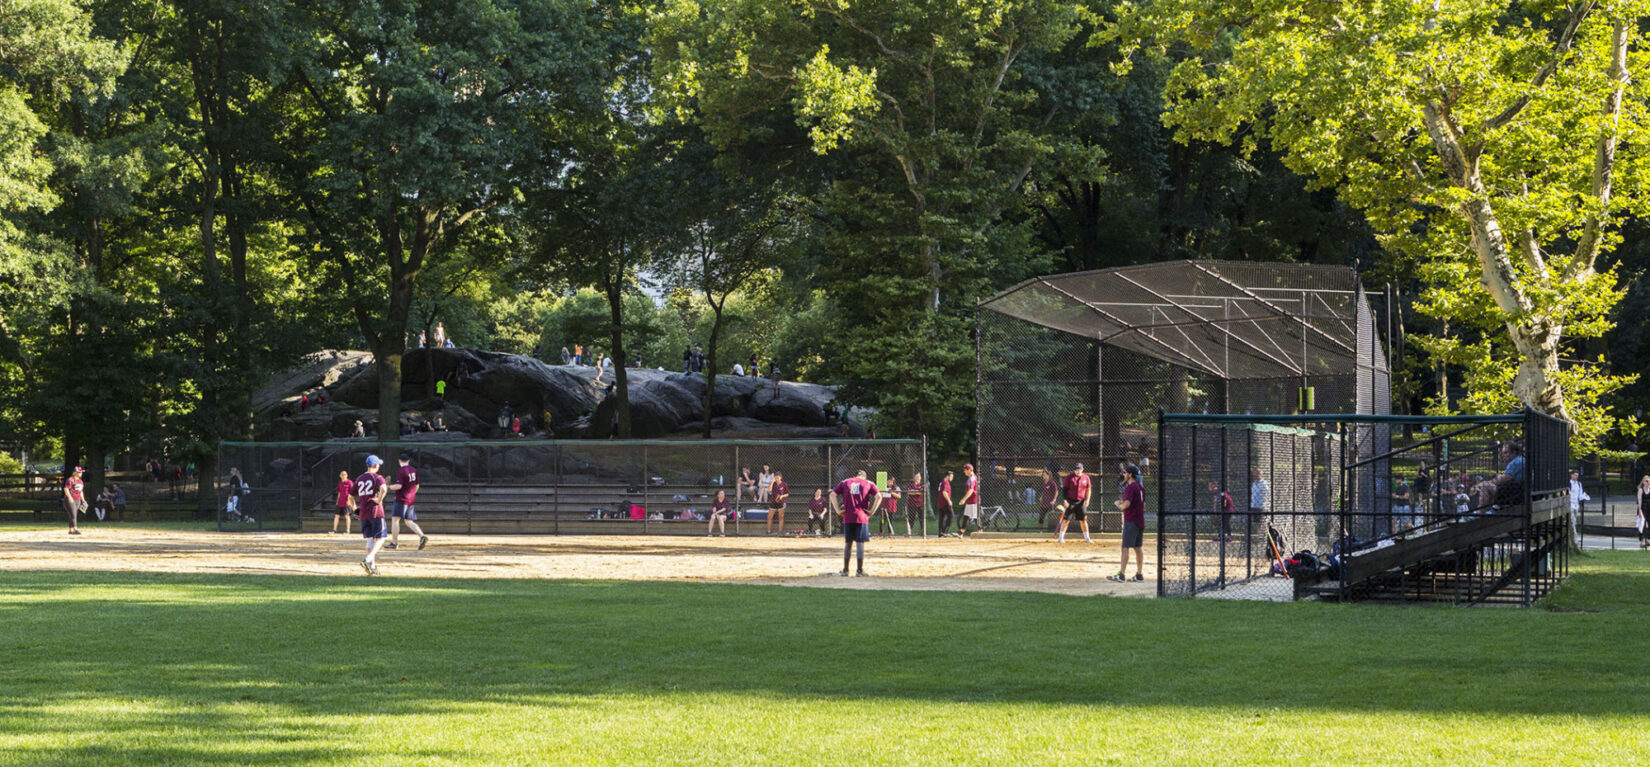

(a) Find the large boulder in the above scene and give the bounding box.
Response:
[253,348,849,441]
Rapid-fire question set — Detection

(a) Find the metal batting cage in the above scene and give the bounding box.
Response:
[215,438,927,536]
[975,261,1391,532]
[1156,411,1571,605]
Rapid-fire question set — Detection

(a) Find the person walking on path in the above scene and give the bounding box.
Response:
[332,470,355,534]
[387,455,429,551]
[765,471,790,535]
[62,466,86,535]
[354,456,390,575]
[831,470,881,576]
[936,470,956,537]
[1107,464,1147,582]
[958,464,981,536]
[806,488,830,536]
[708,489,732,536]
[1055,463,1093,543]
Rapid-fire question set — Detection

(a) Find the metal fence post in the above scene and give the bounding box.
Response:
[921,436,929,538]
[1156,409,1166,597]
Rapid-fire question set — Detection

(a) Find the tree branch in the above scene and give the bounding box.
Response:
[1570,19,1629,278]
[1480,2,1596,133]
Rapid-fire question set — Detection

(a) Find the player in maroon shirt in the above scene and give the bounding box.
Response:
[936,470,955,537]
[1108,464,1147,582]
[1056,462,1094,544]
[387,455,429,550]
[904,472,924,536]
[1037,468,1060,531]
[62,466,86,535]
[831,470,882,576]
[331,470,355,534]
[805,488,830,536]
[708,489,731,536]
[765,471,790,535]
[355,455,390,574]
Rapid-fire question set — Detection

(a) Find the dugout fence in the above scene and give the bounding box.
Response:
[215,438,928,535]
[1157,410,1571,605]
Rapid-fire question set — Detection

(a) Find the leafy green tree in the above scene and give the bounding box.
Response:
[653,0,1085,447]
[285,0,611,440]
[1113,1,1650,448]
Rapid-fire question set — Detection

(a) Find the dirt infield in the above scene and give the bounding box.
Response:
[0,528,1157,597]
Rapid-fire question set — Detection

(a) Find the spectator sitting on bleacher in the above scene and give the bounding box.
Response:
[1473,441,1526,511]
[708,489,731,537]
[110,483,126,521]
[806,488,830,536]
[758,464,774,503]
[737,467,757,501]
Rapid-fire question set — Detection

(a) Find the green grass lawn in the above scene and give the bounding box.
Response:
[1,554,1647,766]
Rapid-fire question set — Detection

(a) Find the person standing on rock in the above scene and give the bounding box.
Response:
[432,322,446,348]
[769,362,782,394]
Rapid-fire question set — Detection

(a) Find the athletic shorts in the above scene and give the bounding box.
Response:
[769,503,785,513]
[335,504,351,515]
[843,522,870,543]
[391,502,416,520]
[361,517,386,539]
[1122,521,1143,549]
[1062,499,1087,522]
[962,503,980,520]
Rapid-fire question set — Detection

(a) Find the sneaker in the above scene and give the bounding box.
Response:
[360,559,372,575]
[837,569,850,577]
[418,535,428,551]
[1130,574,1144,582]
[69,529,80,535]
[385,542,398,549]
[855,570,867,577]
[1106,573,1125,582]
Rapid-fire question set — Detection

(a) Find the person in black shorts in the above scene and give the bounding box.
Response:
[1055,463,1093,544]
[1107,464,1147,582]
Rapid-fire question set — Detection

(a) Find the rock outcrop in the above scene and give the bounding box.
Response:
[254,349,862,441]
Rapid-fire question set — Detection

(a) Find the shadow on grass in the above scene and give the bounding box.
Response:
[0,552,1645,764]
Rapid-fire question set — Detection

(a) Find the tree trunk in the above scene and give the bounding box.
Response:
[702,301,725,438]
[605,276,631,438]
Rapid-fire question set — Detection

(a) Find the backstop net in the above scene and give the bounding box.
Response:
[1157,411,1571,605]
[214,438,928,535]
[977,261,1389,532]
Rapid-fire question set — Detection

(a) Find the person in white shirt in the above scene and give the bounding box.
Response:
[1248,469,1268,544]
[731,362,745,377]
[757,464,775,504]
[1568,469,1590,544]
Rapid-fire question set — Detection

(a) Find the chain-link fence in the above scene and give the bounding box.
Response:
[215,438,928,535]
[1157,411,1571,605]
[977,262,1390,530]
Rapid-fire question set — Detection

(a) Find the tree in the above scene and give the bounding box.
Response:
[675,187,802,436]
[653,0,1085,446]
[284,0,609,441]
[1114,1,1650,448]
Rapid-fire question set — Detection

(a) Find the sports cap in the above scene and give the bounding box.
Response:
[365,455,383,468]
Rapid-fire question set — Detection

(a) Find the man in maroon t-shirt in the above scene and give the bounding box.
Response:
[905,472,924,537]
[936,470,956,536]
[1056,462,1093,544]
[62,466,86,535]
[1037,469,1060,531]
[387,455,428,551]
[831,470,882,576]
[355,455,390,575]
[1108,464,1147,582]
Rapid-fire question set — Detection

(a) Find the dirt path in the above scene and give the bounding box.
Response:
[0,528,1158,597]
